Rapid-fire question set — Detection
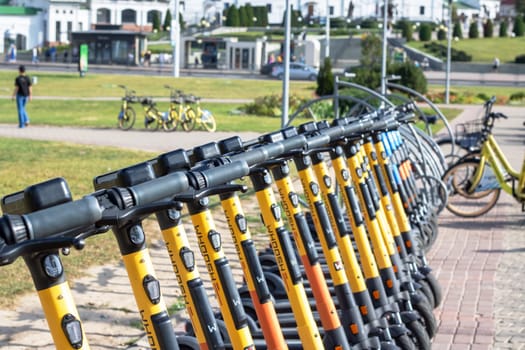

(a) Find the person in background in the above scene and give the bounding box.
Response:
[32,47,39,64]
[12,65,32,128]
[492,57,500,72]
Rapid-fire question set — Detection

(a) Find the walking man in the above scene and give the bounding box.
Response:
[12,65,32,128]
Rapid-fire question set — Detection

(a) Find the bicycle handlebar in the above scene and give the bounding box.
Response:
[0,106,409,264]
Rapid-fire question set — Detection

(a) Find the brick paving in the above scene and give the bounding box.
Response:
[427,105,525,350]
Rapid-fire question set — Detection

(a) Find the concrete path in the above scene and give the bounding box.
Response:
[0,106,523,349]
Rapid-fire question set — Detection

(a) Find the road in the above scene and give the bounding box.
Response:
[1,61,525,87]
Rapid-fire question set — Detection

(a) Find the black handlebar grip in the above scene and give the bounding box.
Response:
[129,171,189,205]
[24,196,103,240]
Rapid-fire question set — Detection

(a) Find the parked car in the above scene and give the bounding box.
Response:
[260,61,280,75]
[271,62,318,81]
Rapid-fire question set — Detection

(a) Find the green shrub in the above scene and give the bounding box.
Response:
[437,28,447,40]
[390,62,428,94]
[361,18,379,29]
[453,21,463,38]
[468,22,479,38]
[483,19,493,38]
[240,94,309,117]
[510,91,525,101]
[513,16,525,36]
[316,57,335,96]
[422,42,472,61]
[419,23,432,41]
[515,54,525,63]
[499,20,508,37]
[397,20,413,41]
[476,92,490,101]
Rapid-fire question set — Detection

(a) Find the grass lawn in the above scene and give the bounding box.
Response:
[0,71,316,100]
[0,138,155,307]
[407,37,525,63]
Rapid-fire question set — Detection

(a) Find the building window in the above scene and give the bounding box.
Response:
[419,6,425,15]
[267,4,272,13]
[122,9,136,23]
[97,8,111,23]
[329,6,334,15]
[224,2,229,10]
[147,10,160,24]
[55,21,60,42]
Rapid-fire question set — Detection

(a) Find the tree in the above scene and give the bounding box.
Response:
[239,6,248,26]
[152,12,161,32]
[244,4,254,27]
[468,22,479,38]
[163,10,172,31]
[513,15,524,36]
[225,6,240,27]
[398,20,413,41]
[453,21,463,38]
[437,27,447,40]
[419,23,432,41]
[316,57,334,96]
[499,20,508,37]
[351,34,382,89]
[390,62,427,93]
[483,19,493,38]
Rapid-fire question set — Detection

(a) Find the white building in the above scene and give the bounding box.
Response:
[0,0,509,55]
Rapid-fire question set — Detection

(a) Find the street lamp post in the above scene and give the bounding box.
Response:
[171,0,180,77]
[445,0,452,104]
[325,0,330,57]
[380,0,388,95]
[281,0,292,127]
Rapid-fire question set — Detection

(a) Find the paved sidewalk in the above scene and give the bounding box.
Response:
[428,105,525,350]
[0,106,523,349]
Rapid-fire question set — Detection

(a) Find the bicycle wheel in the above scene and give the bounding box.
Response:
[443,158,501,217]
[181,109,196,132]
[162,111,177,131]
[200,110,216,132]
[144,114,160,131]
[436,138,470,167]
[118,107,136,130]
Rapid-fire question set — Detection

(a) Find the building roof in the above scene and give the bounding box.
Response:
[0,5,40,15]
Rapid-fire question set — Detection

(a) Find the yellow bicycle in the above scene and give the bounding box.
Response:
[184,94,217,132]
[164,86,197,132]
[117,85,138,130]
[443,109,525,217]
[141,97,177,131]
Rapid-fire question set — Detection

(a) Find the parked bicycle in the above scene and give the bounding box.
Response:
[117,85,139,130]
[436,97,497,165]
[164,85,197,132]
[443,106,525,217]
[184,94,217,132]
[141,96,177,131]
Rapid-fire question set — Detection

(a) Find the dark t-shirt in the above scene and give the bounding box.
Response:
[15,75,31,97]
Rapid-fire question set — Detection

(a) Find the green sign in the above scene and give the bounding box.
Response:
[79,44,88,72]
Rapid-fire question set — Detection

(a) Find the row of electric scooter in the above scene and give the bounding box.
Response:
[0,103,445,350]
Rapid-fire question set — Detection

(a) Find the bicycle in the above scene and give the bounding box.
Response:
[442,108,525,217]
[141,96,177,131]
[164,86,197,132]
[436,97,497,165]
[184,94,217,132]
[117,85,138,130]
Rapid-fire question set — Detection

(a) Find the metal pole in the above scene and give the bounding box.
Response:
[171,0,180,77]
[445,0,452,104]
[325,0,330,57]
[380,0,388,95]
[281,0,292,127]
